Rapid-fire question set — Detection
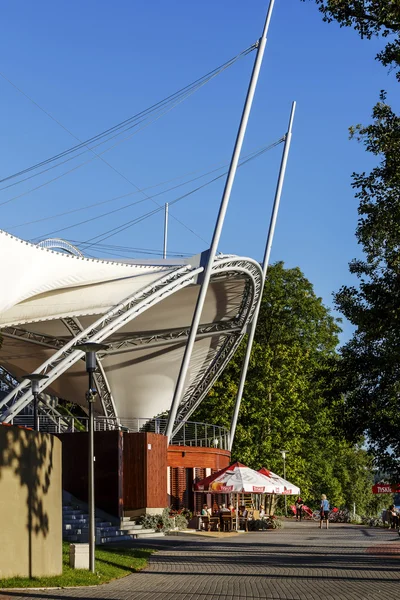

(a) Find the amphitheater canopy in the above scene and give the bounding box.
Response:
[0,230,262,428]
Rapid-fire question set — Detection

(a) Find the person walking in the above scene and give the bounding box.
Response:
[319,494,330,529]
[295,497,304,521]
[388,504,399,529]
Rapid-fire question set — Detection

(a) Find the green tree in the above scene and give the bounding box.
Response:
[195,263,382,511]
[334,95,400,477]
[196,264,353,504]
[305,1,400,79]
[304,0,400,481]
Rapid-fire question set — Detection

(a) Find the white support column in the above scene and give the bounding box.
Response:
[165,0,277,441]
[229,101,296,450]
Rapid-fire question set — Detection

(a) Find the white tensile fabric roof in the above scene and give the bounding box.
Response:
[0,230,262,426]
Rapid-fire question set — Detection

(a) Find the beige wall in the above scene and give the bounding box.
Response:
[0,425,62,578]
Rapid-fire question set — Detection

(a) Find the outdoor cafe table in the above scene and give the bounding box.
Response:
[198,515,220,531]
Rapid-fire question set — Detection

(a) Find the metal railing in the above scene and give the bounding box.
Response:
[10,415,230,450]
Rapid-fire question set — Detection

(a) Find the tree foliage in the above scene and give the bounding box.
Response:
[305,1,400,478]
[305,1,400,79]
[334,95,400,477]
[194,263,382,513]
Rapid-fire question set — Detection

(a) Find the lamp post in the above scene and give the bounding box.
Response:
[74,342,108,573]
[280,450,288,517]
[24,373,49,431]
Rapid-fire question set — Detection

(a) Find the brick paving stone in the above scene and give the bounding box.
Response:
[1,524,399,600]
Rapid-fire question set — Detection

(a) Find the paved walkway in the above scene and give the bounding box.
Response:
[1,523,400,600]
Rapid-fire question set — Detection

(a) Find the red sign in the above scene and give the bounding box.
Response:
[372,483,400,494]
[252,486,265,493]
[219,485,234,492]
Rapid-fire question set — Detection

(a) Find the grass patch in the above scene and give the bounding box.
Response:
[0,542,153,588]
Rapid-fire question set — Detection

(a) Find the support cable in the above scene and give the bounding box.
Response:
[29,139,282,242]
[0,44,255,188]
[33,138,283,248]
[0,44,255,246]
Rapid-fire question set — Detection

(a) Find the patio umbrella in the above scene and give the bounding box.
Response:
[194,462,277,494]
[258,467,300,495]
[195,462,277,531]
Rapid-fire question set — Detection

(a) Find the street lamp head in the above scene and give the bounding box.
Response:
[74,342,109,354]
[280,450,287,460]
[24,373,49,395]
[74,341,109,373]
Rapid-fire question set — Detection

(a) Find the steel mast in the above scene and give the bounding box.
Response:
[229,101,296,450]
[165,0,277,441]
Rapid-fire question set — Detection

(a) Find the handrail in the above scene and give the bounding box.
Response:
[9,415,230,450]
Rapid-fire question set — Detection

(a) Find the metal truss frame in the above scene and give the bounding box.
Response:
[61,317,118,420]
[1,256,262,432]
[172,259,262,436]
[103,320,242,354]
[0,365,18,392]
[1,320,240,421]
[1,264,193,420]
[1,326,64,351]
[37,238,84,257]
[0,364,69,430]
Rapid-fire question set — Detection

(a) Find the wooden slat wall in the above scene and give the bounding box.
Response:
[58,432,228,514]
[58,431,122,517]
[122,432,167,511]
[194,467,206,513]
[122,432,146,510]
[145,433,168,508]
[167,446,231,469]
[169,467,187,509]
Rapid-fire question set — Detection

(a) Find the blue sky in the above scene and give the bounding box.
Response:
[1,0,399,343]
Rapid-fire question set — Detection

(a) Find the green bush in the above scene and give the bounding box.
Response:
[138,508,188,532]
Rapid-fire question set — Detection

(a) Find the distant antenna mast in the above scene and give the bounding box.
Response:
[163,202,169,259]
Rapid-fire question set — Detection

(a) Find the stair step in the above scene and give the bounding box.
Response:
[100,535,135,543]
[119,523,143,531]
[98,529,126,536]
[63,510,85,516]
[135,531,165,538]
[133,529,158,535]
[63,519,113,527]
[62,505,164,544]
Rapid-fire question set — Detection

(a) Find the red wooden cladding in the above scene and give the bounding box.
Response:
[58,431,122,517]
[122,432,145,511]
[58,432,228,515]
[167,445,231,469]
[194,467,206,513]
[169,466,186,510]
[122,432,167,510]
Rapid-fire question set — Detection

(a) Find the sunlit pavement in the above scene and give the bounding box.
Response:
[2,522,399,600]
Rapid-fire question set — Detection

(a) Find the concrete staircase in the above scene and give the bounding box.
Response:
[63,504,164,544]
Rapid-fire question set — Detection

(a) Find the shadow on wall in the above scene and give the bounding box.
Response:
[0,425,61,578]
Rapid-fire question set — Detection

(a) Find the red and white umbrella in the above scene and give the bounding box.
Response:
[194,462,276,494]
[258,467,300,495]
